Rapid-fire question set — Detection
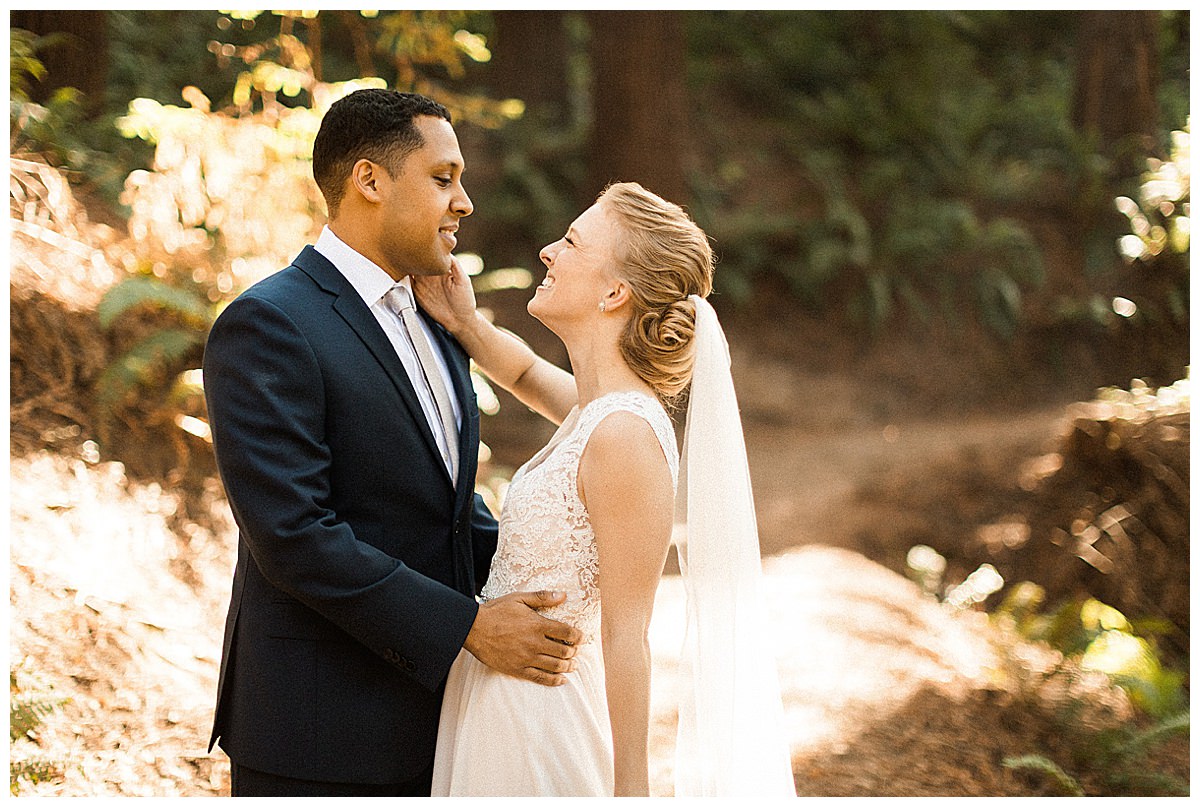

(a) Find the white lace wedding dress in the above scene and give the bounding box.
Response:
[430,391,678,797]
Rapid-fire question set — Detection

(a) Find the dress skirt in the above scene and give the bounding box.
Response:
[430,642,613,796]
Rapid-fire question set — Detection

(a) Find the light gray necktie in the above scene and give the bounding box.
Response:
[384,284,459,482]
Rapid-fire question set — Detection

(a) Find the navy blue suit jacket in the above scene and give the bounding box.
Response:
[203,245,498,784]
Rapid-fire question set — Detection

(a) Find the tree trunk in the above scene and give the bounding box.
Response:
[1072,10,1160,172]
[586,11,688,204]
[487,11,570,123]
[10,10,110,116]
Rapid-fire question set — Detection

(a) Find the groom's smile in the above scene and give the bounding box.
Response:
[439,223,459,252]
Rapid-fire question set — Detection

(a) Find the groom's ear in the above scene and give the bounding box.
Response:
[349,158,386,203]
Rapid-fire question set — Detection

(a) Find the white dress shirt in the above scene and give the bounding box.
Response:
[314,226,462,475]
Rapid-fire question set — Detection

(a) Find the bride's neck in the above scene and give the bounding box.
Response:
[564,332,650,407]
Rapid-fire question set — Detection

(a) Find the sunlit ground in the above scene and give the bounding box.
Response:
[12,415,1166,797]
[10,451,232,795]
[646,546,1007,796]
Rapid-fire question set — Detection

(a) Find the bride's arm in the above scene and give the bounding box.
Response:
[413,259,576,425]
[580,413,674,797]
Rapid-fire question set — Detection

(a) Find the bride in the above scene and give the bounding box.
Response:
[415,182,794,797]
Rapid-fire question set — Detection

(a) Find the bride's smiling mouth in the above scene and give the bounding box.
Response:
[536,272,555,292]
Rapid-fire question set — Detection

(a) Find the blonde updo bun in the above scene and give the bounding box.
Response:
[598,182,715,405]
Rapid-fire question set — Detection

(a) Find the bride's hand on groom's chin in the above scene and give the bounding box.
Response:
[463,590,583,687]
[413,257,477,335]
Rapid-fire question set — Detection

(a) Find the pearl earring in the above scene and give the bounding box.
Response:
[598,300,607,312]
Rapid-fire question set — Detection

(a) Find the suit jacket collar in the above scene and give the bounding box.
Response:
[312,226,395,309]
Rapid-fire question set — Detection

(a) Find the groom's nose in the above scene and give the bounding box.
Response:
[452,185,473,218]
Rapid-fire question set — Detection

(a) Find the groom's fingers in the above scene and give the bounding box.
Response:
[464,592,583,686]
[544,624,583,654]
[519,589,567,608]
[515,589,585,650]
[526,668,568,687]
[527,652,575,685]
[531,655,573,676]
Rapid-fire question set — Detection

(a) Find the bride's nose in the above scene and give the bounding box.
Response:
[539,242,558,267]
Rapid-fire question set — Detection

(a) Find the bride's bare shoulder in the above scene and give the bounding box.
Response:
[578,410,673,504]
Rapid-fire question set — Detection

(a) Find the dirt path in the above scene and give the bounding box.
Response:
[10,389,1128,797]
[746,405,1069,558]
[646,545,1030,796]
[641,403,1075,795]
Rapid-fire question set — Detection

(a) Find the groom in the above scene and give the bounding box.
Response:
[203,89,582,796]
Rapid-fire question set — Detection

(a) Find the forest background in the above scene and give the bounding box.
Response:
[8,8,1192,797]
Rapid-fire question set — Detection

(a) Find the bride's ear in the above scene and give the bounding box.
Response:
[602,280,632,313]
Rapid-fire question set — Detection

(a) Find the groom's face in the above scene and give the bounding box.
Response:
[375,115,473,279]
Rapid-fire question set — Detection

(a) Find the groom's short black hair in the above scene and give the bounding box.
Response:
[312,88,451,216]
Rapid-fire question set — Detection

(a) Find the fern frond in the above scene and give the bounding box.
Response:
[9,692,68,741]
[1118,711,1189,759]
[1003,754,1085,796]
[1105,768,1190,796]
[96,327,204,407]
[97,276,209,330]
[10,758,64,794]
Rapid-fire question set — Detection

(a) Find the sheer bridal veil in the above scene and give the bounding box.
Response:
[671,295,796,797]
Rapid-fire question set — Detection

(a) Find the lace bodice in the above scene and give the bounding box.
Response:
[479,391,679,643]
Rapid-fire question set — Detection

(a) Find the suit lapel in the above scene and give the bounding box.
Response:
[422,308,476,498]
[293,247,453,487]
[422,310,482,592]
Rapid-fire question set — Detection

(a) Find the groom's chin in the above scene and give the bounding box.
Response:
[411,257,453,278]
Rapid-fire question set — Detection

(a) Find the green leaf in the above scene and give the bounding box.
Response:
[1120,711,1189,758]
[1003,754,1085,796]
[97,277,209,330]
[96,328,204,408]
[10,759,64,793]
[9,692,68,741]
[866,271,892,330]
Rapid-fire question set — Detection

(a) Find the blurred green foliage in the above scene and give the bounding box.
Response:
[686,10,1187,338]
[995,582,1186,718]
[10,28,140,202]
[995,576,1189,795]
[1003,709,1189,796]
[994,585,1188,795]
[95,277,212,410]
[1112,123,1190,328]
[11,10,1192,343]
[9,668,69,794]
[909,540,1190,794]
[10,28,49,103]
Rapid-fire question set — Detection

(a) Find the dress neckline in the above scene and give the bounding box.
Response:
[577,389,662,416]
[515,390,666,481]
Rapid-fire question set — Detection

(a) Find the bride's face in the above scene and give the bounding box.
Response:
[528,201,622,329]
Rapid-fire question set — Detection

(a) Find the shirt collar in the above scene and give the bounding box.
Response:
[314,226,409,307]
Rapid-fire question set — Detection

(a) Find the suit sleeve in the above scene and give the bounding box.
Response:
[204,293,477,691]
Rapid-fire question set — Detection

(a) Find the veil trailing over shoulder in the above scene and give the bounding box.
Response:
[671,295,796,797]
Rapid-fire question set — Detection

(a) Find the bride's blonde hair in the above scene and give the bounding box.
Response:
[598,182,715,405]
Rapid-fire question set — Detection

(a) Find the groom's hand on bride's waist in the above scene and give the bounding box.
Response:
[463,590,583,687]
